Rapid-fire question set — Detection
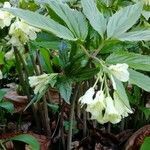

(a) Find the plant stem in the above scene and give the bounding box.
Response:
[36,50,51,137]
[80,45,105,67]
[67,85,79,150]
[14,47,41,131]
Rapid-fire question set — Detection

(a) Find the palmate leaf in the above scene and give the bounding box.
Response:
[106,51,150,72]
[43,0,88,41]
[116,30,150,41]
[107,2,143,38]
[3,8,75,41]
[81,0,106,38]
[129,69,150,92]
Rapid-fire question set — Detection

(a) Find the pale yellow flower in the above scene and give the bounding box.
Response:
[102,96,121,124]
[8,19,40,47]
[108,63,129,82]
[28,73,57,94]
[113,92,133,118]
[79,87,95,105]
[86,90,105,117]
[0,2,14,28]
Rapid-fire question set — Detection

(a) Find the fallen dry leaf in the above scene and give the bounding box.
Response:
[125,125,150,150]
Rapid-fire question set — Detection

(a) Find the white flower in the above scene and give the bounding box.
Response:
[29,74,49,95]
[0,2,14,29]
[79,87,95,105]
[102,96,121,124]
[108,63,129,82]
[86,90,105,117]
[113,92,133,118]
[28,73,57,94]
[0,70,3,79]
[8,19,40,47]
[5,47,14,60]
[3,2,11,8]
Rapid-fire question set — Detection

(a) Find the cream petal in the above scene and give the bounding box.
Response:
[108,63,129,82]
[103,96,121,124]
[114,92,133,118]
[79,87,95,105]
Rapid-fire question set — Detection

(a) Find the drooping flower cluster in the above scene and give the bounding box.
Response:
[0,2,41,49]
[8,19,41,47]
[79,63,133,124]
[0,2,14,29]
[28,73,58,95]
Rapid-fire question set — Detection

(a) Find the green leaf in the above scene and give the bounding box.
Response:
[32,41,61,49]
[58,80,72,104]
[73,67,99,82]
[140,107,150,120]
[106,51,150,72]
[116,30,150,41]
[39,48,53,73]
[0,52,4,65]
[140,137,150,150]
[4,8,75,41]
[114,77,131,109]
[81,0,106,38]
[0,89,6,101]
[107,3,143,38]
[47,103,59,113]
[45,0,88,41]
[0,101,14,113]
[129,69,150,92]
[10,134,40,150]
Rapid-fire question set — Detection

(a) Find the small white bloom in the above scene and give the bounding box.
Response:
[86,90,105,117]
[0,2,14,29]
[103,96,121,124]
[29,74,50,95]
[3,2,11,8]
[79,87,95,105]
[5,47,14,60]
[108,63,129,82]
[0,70,3,79]
[8,19,40,47]
[114,92,133,118]
[28,73,57,94]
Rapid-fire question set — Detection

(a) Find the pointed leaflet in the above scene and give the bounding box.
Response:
[116,30,150,41]
[45,1,88,41]
[113,77,131,109]
[106,51,150,72]
[81,0,106,38]
[129,69,150,92]
[107,3,143,38]
[3,8,75,41]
